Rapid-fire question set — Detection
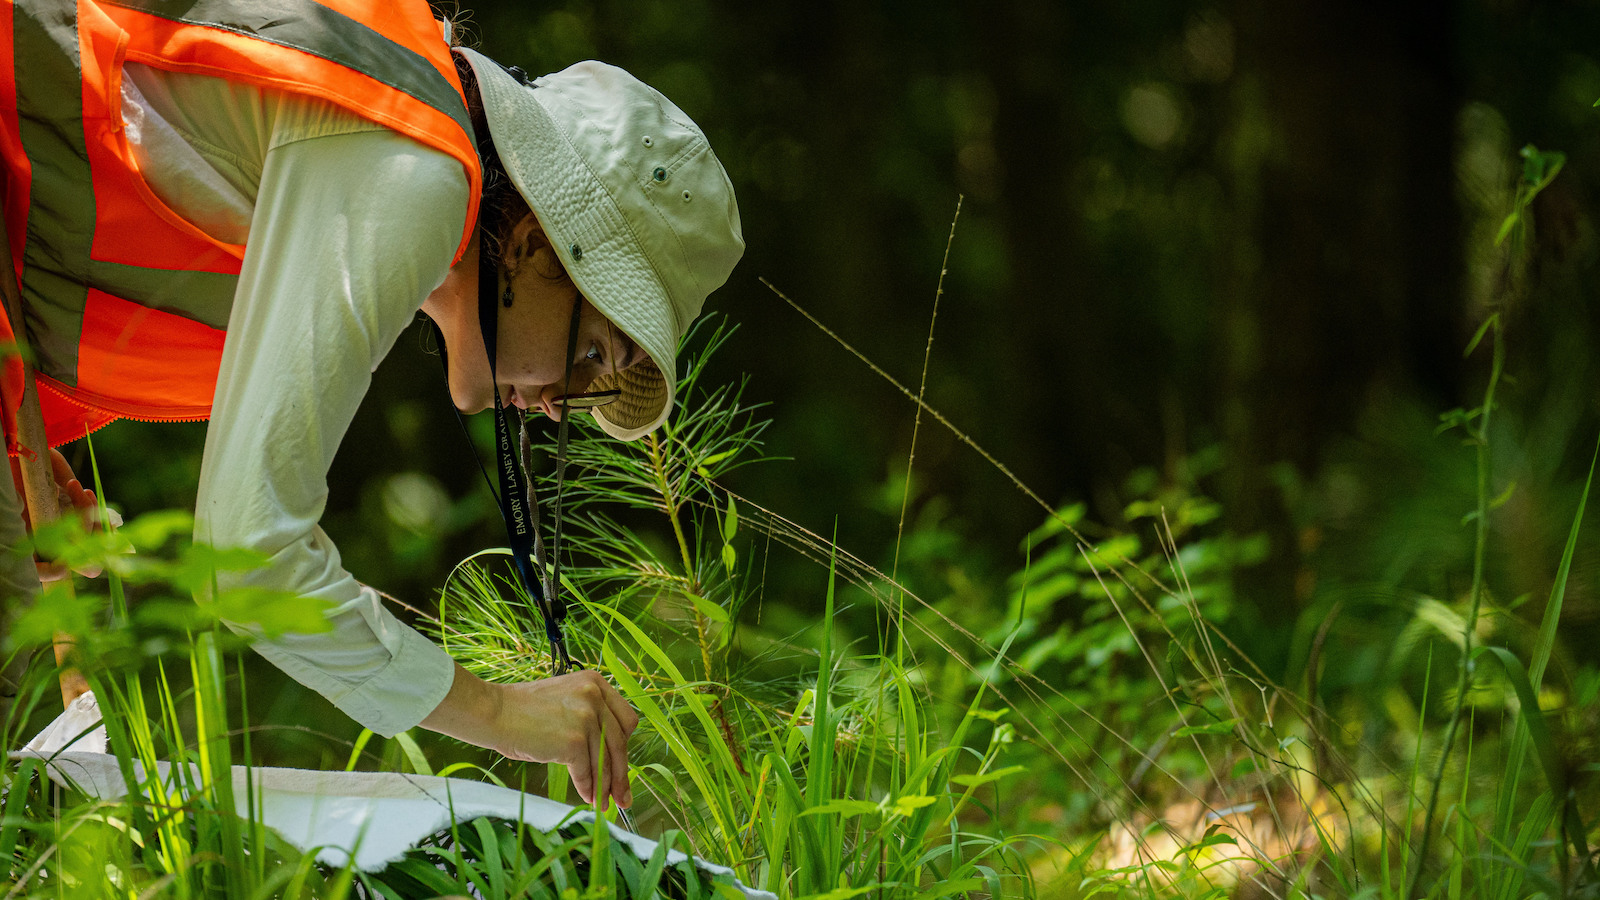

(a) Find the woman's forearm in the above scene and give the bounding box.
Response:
[420,662,505,749]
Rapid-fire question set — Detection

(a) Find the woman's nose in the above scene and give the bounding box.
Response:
[503,384,530,410]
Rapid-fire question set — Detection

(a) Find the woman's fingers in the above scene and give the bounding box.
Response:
[602,678,641,739]
[589,712,613,811]
[596,701,632,810]
[588,672,638,808]
[575,674,632,811]
[559,672,632,811]
[30,449,105,580]
[47,448,74,489]
[474,670,637,811]
[48,451,90,506]
[66,481,94,509]
[571,724,598,805]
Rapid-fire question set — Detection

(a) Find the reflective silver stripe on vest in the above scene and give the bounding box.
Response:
[9,0,469,387]
[12,0,95,384]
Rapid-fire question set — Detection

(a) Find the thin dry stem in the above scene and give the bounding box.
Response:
[761,277,1086,544]
[890,195,962,605]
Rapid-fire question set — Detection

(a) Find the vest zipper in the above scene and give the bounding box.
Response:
[36,378,209,448]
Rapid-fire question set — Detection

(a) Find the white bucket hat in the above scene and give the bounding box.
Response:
[458,48,745,441]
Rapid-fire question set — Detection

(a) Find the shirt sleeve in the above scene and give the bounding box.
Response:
[194,118,468,737]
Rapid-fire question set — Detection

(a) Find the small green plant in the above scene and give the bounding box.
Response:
[435,319,1039,897]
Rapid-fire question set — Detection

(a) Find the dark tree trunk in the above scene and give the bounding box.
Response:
[1222,0,1464,617]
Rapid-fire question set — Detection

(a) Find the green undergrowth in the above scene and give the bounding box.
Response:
[4,146,1600,897]
[4,307,1599,898]
[431,315,1600,899]
[0,510,745,899]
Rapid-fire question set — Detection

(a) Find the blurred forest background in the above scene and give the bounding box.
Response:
[69,0,1600,824]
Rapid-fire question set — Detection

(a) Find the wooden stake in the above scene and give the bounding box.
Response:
[0,216,90,709]
[14,375,91,708]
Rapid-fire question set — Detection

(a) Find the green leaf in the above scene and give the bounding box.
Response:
[1465,313,1499,358]
[690,594,729,624]
[174,542,271,593]
[1478,648,1560,790]
[1177,498,1222,528]
[118,509,195,551]
[6,583,100,649]
[1188,831,1238,852]
[472,817,507,899]
[804,886,880,900]
[889,794,938,816]
[1487,479,1517,511]
[1123,499,1163,521]
[346,729,376,772]
[800,799,882,819]
[1477,645,1591,863]
[1520,144,1566,186]
[949,765,1026,788]
[548,762,569,805]
[133,600,209,633]
[695,449,739,479]
[391,730,433,777]
[972,706,1010,722]
[1174,717,1241,738]
[723,496,738,542]
[1494,211,1521,247]
[1467,474,1513,520]
[1436,406,1483,435]
[381,857,460,894]
[210,588,333,637]
[1531,430,1597,691]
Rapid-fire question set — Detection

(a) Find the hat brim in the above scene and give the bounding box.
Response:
[460,48,678,441]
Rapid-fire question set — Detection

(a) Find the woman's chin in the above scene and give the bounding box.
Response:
[449,386,492,416]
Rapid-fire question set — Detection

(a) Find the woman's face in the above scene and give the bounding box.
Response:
[428,214,643,417]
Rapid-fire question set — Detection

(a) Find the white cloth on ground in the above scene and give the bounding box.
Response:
[21,690,106,754]
[16,695,775,897]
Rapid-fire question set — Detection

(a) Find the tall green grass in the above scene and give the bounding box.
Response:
[434,320,1039,897]
[0,490,742,898]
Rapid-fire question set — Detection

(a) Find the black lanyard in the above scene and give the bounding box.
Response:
[436,231,581,675]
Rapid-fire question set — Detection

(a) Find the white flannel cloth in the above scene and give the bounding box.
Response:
[17,693,775,897]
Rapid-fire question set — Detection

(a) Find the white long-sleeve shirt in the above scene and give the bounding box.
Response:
[121,64,463,736]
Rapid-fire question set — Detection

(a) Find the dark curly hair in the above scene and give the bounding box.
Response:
[453,51,537,267]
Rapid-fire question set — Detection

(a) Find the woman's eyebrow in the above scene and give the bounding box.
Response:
[616,331,642,369]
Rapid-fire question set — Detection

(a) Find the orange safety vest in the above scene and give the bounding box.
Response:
[1,0,482,451]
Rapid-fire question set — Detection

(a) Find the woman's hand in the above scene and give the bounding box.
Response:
[422,663,639,811]
[34,448,108,582]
